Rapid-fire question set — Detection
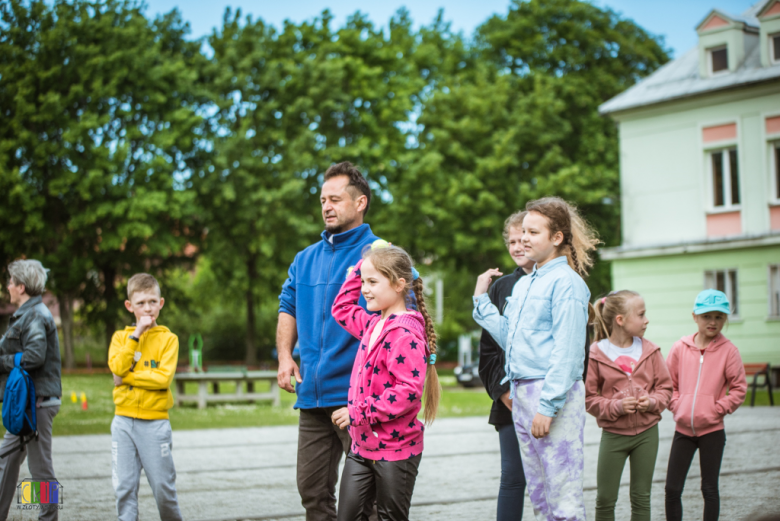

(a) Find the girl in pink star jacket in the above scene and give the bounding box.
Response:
[330,243,440,521]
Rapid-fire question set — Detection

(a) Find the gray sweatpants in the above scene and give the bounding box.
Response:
[111,415,182,521]
[0,404,59,520]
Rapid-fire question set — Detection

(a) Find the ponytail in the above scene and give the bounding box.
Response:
[413,277,440,426]
[592,298,610,342]
[591,290,641,342]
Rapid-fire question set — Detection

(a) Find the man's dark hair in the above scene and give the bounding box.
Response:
[323,161,371,216]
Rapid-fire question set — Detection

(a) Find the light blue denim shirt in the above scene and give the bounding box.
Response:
[472,256,589,417]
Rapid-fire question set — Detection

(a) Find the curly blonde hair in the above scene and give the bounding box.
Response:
[525,197,601,277]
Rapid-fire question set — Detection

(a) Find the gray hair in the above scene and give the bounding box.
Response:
[8,259,48,297]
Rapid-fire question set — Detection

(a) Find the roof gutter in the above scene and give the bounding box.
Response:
[600,233,780,261]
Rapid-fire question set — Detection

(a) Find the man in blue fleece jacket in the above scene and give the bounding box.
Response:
[277,161,380,520]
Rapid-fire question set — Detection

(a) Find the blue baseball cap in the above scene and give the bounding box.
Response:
[693,289,731,315]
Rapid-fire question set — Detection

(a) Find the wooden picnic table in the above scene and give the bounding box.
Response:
[174,370,281,409]
[744,363,774,407]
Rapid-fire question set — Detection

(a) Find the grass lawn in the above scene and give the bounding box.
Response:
[30,370,493,436]
[19,372,779,437]
[744,390,780,406]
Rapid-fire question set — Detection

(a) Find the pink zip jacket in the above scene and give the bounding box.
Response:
[585,338,673,436]
[666,333,747,437]
[332,259,430,461]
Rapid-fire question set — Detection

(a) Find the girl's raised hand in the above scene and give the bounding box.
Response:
[331,407,351,430]
[474,268,504,297]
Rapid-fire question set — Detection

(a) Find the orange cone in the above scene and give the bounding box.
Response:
[81,392,88,411]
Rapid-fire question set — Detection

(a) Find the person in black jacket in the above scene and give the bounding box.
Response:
[478,211,533,521]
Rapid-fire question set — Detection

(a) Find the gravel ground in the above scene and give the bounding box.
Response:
[7,406,780,520]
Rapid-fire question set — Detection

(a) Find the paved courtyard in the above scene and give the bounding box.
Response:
[9,407,780,520]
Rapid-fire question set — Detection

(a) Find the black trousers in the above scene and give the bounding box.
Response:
[338,452,421,521]
[665,429,726,521]
[297,407,352,521]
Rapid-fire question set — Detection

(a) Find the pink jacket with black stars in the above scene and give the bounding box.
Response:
[332,259,430,462]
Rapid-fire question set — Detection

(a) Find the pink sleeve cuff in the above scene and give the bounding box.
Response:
[347,404,368,426]
[648,397,657,412]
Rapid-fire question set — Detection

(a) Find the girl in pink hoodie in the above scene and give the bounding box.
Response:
[664,289,747,521]
[586,290,673,521]
[330,243,439,521]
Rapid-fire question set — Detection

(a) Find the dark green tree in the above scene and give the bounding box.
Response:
[0,0,208,361]
[197,9,430,363]
[383,0,669,341]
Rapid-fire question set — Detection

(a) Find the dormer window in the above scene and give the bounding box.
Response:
[696,8,759,76]
[709,46,729,74]
[759,1,780,67]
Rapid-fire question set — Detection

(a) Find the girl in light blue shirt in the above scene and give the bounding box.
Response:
[473,197,598,521]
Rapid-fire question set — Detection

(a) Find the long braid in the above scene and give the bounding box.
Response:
[565,234,585,277]
[412,278,437,354]
[413,277,440,425]
[564,234,596,334]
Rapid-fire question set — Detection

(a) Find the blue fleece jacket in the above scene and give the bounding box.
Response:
[278,223,379,409]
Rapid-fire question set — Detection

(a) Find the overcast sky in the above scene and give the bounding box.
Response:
[141,0,759,58]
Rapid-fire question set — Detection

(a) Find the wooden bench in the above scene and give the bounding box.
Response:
[744,363,774,407]
[174,371,281,409]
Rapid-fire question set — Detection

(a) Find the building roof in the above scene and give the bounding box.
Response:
[599,0,780,116]
[696,8,758,31]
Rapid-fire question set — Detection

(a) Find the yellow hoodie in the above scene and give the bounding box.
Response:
[108,325,179,420]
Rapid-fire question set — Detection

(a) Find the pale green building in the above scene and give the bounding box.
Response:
[599,0,780,377]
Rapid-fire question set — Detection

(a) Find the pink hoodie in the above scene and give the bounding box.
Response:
[332,259,430,462]
[666,333,747,437]
[585,338,673,436]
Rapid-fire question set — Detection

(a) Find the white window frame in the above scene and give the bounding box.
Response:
[769,265,780,318]
[708,45,729,76]
[772,140,780,204]
[704,269,739,317]
[707,147,741,211]
[771,33,780,65]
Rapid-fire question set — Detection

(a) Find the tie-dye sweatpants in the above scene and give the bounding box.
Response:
[512,379,587,521]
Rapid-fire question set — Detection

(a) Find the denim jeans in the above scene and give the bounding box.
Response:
[497,422,526,521]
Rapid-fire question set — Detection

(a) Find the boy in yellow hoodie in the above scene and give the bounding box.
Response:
[108,273,183,521]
